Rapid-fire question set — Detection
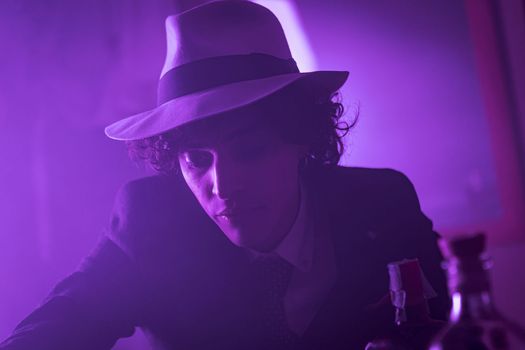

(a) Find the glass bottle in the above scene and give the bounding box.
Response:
[429,233,525,350]
[365,259,445,350]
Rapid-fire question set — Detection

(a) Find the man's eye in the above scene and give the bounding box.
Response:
[182,151,212,169]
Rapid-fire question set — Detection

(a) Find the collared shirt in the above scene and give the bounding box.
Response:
[273,184,338,336]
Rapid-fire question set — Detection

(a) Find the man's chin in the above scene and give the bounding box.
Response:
[233,235,281,253]
[222,230,268,252]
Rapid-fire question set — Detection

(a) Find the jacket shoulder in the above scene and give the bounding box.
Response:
[117,174,188,201]
[312,166,428,232]
[315,166,418,202]
[108,174,210,258]
[328,166,412,186]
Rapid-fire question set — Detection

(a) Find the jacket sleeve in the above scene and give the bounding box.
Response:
[0,182,149,350]
[381,169,451,320]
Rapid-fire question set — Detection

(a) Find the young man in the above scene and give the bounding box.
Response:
[0,1,448,349]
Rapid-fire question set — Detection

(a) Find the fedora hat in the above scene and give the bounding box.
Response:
[105,0,348,141]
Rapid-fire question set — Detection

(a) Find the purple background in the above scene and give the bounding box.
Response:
[1,0,524,348]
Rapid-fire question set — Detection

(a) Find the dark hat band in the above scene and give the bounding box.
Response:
[157,53,299,105]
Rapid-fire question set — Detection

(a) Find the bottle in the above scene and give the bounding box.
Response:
[429,233,525,350]
[365,259,445,350]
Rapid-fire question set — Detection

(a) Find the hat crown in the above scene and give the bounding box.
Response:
[161,0,293,77]
[104,0,348,141]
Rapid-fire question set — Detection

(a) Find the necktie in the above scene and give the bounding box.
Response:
[252,255,299,349]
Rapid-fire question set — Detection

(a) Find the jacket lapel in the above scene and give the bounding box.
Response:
[298,166,392,348]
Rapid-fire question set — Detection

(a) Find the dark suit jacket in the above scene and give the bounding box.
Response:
[0,166,449,350]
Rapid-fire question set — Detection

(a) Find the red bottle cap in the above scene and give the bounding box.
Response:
[387,259,425,307]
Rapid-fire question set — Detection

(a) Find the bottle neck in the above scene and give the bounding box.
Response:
[450,289,497,322]
[445,254,495,323]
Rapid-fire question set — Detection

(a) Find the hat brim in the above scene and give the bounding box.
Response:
[105,70,349,141]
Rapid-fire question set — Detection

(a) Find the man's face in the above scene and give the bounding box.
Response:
[177,114,305,252]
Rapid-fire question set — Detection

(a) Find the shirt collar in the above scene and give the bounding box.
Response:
[273,182,314,272]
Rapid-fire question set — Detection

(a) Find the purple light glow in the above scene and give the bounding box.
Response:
[253,0,317,72]
[296,0,502,236]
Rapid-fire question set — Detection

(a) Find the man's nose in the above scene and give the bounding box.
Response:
[211,158,244,200]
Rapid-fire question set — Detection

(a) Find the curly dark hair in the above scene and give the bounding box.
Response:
[126,83,358,174]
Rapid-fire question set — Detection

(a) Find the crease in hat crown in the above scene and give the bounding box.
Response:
[161,0,294,77]
[104,0,349,141]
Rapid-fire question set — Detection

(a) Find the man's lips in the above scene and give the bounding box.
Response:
[215,206,263,220]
